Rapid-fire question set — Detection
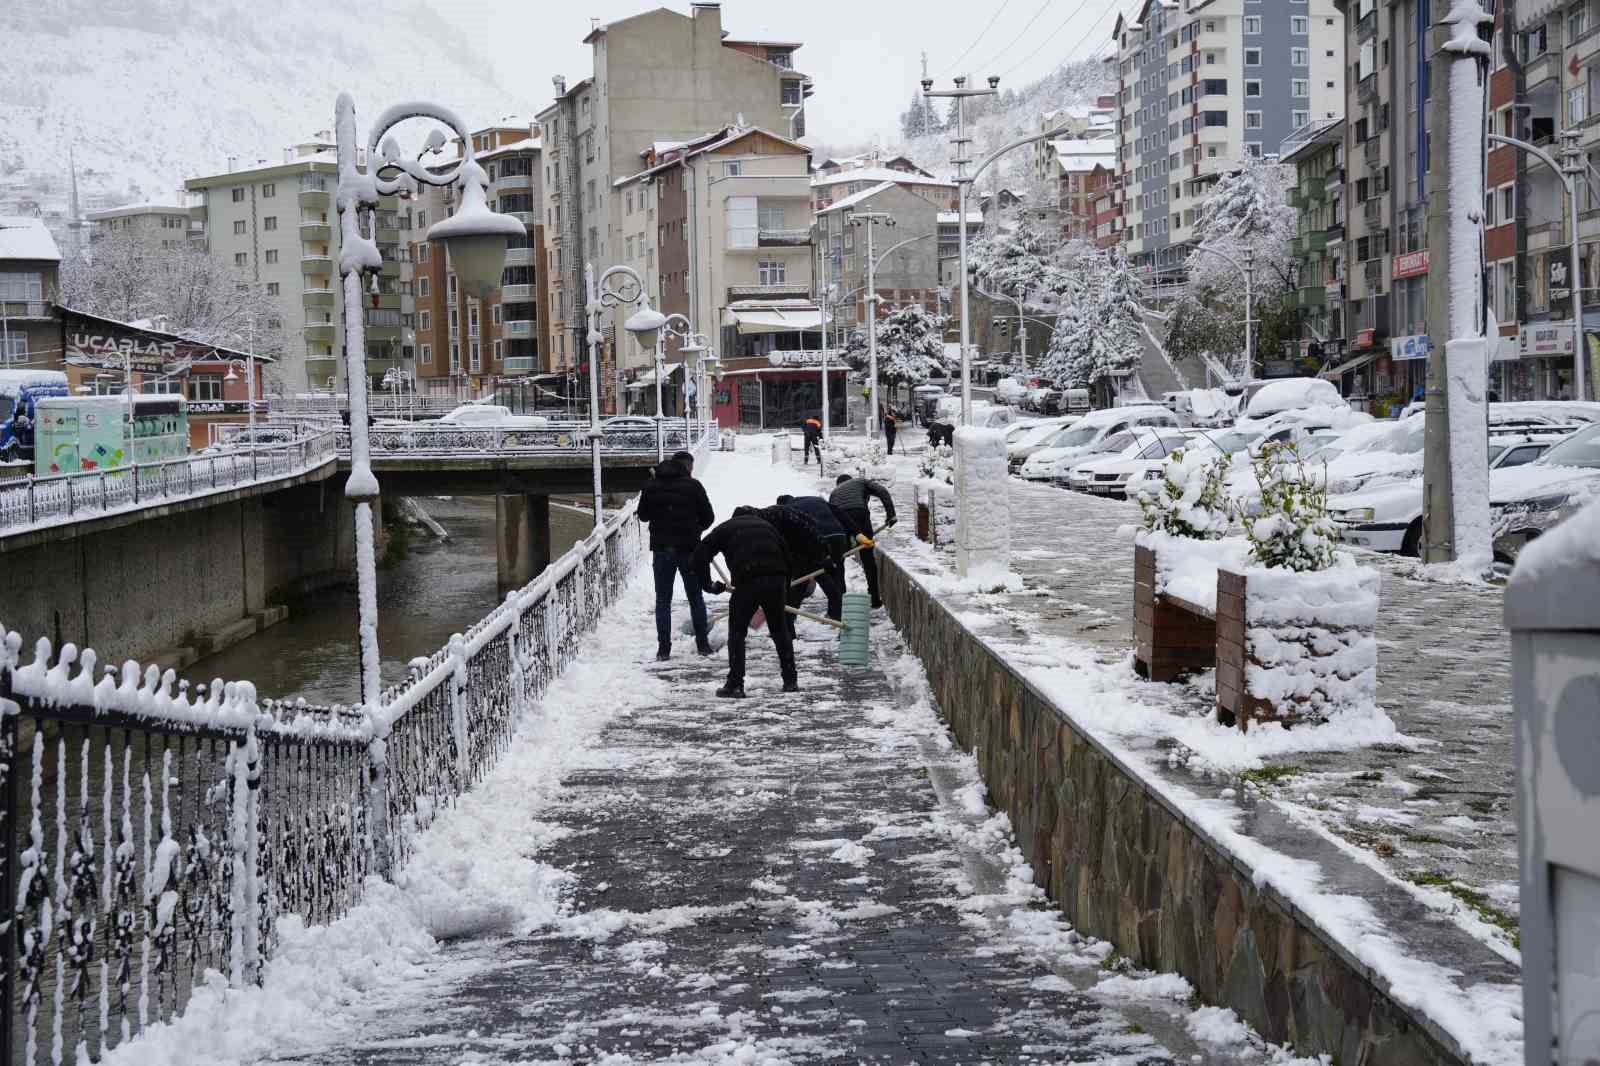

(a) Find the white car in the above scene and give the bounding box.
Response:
[432,403,550,429]
[1329,424,1580,554]
[1019,405,1181,483]
[1066,429,1202,497]
[1239,377,1345,421]
[1006,417,1077,470]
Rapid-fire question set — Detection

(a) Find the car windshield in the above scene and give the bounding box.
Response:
[1047,423,1103,449]
[1014,422,1062,446]
[1488,444,1506,463]
[1207,429,1262,454]
[1088,431,1135,455]
[1537,423,1600,468]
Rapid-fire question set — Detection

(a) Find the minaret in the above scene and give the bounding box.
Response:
[66,147,85,257]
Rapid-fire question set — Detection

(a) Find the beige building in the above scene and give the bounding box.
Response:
[86,203,192,250]
[186,134,415,395]
[537,3,811,413]
[0,216,61,369]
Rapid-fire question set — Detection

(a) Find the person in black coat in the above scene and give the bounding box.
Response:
[775,494,852,622]
[692,506,798,698]
[882,410,899,454]
[638,450,715,660]
[828,474,897,608]
[755,502,838,639]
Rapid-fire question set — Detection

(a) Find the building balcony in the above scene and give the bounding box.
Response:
[1363,137,1381,165]
[379,260,400,277]
[301,254,333,275]
[503,211,537,226]
[299,221,331,242]
[501,284,535,301]
[503,355,538,373]
[0,300,51,319]
[1525,49,1560,90]
[373,293,403,310]
[1301,230,1330,255]
[304,322,336,342]
[375,226,401,245]
[188,224,206,243]
[491,172,533,196]
[299,187,331,210]
[1363,198,1383,225]
[728,283,811,301]
[503,319,535,337]
[1325,166,1345,189]
[1357,74,1378,105]
[366,325,402,342]
[303,288,336,309]
[758,228,813,247]
[1288,187,1305,210]
[1299,176,1327,204]
[1297,285,1327,309]
[504,247,536,267]
[305,356,339,383]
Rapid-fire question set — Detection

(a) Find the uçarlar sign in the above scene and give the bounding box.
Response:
[59,308,227,375]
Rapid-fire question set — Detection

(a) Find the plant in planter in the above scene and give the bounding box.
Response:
[1137,446,1234,539]
[914,443,956,546]
[1217,442,1380,730]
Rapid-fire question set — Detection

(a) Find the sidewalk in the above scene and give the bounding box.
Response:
[110,442,1334,1066]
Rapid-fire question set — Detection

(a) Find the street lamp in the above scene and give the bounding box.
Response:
[1183,244,1256,384]
[662,313,711,451]
[334,92,522,717]
[585,262,666,528]
[848,210,895,437]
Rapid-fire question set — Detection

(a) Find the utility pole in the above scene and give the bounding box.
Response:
[924,74,1000,424]
[849,210,895,437]
[1421,1,1494,566]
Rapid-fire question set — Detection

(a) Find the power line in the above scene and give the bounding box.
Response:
[998,0,1106,82]
[936,0,1013,78]
[969,0,1055,78]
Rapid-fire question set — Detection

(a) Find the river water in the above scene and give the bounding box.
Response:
[181,497,501,706]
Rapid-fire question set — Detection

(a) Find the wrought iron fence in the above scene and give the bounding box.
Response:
[0,495,645,1062]
[339,418,700,456]
[0,434,340,536]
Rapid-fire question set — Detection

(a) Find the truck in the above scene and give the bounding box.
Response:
[0,369,70,463]
[33,394,189,477]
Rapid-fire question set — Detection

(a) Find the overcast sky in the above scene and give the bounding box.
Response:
[466,0,1119,149]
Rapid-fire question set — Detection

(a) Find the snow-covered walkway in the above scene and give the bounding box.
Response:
[106,442,1324,1066]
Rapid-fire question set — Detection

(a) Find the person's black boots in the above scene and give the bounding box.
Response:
[656,643,671,661]
[716,681,746,699]
[695,637,714,656]
[782,676,800,693]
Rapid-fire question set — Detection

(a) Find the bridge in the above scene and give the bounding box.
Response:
[0,419,714,669]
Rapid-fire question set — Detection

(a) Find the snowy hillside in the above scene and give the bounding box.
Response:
[0,0,527,208]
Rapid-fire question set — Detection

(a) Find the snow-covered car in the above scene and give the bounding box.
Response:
[1018,405,1180,483]
[1238,377,1345,421]
[1329,423,1583,555]
[994,377,1029,406]
[1065,429,1201,497]
[431,403,551,429]
[1006,417,1077,470]
[1490,422,1600,563]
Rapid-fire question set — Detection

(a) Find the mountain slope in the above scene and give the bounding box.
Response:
[0,0,526,208]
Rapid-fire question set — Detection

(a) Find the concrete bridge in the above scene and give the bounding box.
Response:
[1,420,711,669]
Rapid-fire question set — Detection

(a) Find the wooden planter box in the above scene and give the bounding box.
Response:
[916,501,931,542]
[1132,543,1217,683]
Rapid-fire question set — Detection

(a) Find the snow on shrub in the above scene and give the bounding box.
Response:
[918,442,955,485]
[1244,442,1337,572]
[1136,447,1234,539]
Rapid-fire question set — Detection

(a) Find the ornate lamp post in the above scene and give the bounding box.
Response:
[335,92,524,712]
[661,313,710,453]
[584,262,666,527]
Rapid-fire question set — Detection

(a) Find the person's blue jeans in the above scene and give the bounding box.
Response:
[653,548,709,648]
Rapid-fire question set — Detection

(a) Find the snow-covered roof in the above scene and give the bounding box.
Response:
[86,203,187,221]
[479,137,541,160]
[812,167,953,190]
[615,125,810,187]
[816,182,896,215]
[0,217,60,261]
[937,211,983,224]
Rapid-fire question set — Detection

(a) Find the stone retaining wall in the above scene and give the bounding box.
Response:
[877,551,1465,1066]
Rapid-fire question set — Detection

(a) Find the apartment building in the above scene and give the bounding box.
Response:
[815,182,942,333]
[409,123,547,399]
[86,203,191,250]
[186,134,415,395]
[1034,98,1118,181]
[1112,0,1344,275]
[812,159,956,215]
[536,3,811,415]
[1280,118,1348,380]
[0,216,60,370]
[1053,141,1119,241]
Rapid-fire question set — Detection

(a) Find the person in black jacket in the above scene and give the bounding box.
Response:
[755,502,838,639]
[692,506,797,698]
[828,474,897,609]
[775,494,852,623]
[882,410,899,454]
[638,450,715,660]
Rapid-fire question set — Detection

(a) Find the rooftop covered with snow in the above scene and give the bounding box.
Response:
[812,167,953,190]
[0,216,61,262]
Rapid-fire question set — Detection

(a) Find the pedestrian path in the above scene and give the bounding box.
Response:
[202,446,1309,1066]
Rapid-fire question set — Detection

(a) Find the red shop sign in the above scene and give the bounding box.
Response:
[1392,250,1430,280]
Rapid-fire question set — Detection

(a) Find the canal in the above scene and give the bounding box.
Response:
[182,496,501,705]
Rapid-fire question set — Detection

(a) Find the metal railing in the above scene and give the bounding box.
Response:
[0,494,647,1063]
[343,419,710,457]
[0,434,339,535]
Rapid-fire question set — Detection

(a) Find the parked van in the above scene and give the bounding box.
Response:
[0,369,69,462]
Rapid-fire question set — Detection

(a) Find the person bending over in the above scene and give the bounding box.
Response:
[828,473,897,609]
[693,505,797,699]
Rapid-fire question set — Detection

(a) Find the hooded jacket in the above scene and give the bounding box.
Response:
[638,458,714,552]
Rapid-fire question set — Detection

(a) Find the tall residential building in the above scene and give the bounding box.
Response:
[185,134,416,395]
[409,123,547,400]
[0,216,60,370]
[536,3,812,413]
[1035,98,1118,181]
[1111,0,1344,275]
[86,203,192,250]
[1280,118,1347,372]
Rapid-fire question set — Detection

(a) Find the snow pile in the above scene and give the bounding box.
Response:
[1136,446,1234,539]
[953,427,1012,580]
[1241,555,1380,717]
[1508,492,1600,584]
[917,442,954,485]
[1137,530,1251,613]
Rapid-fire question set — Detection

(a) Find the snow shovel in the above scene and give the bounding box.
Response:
[789,534,876,588]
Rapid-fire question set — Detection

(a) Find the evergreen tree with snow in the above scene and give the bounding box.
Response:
[843,304,948,406]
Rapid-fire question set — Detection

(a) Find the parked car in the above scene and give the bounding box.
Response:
[1006,417,1077,471]
[1490,421,1600,563]
[1328,422,1584,555]
[1239,377,1345,421]
[430,403,551,429]
[1065,428,1199,497]
[1019,404,1180,483]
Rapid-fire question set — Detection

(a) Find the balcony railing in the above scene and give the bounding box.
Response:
[300,221,332,242]
[503,356,538,372]
[301,254,333,274]
[758,228,813,247]
[1364,137,1381,164]
[1364,198,1383,225]
[728,284,811,300]
[503,320,535,337]
[501,284,535,301]
[504,247,536,267]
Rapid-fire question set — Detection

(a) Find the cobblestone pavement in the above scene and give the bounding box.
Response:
[268,566,1276,1065]
[880,436,1519,948]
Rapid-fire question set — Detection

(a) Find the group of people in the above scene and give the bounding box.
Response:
[638,450,897,699]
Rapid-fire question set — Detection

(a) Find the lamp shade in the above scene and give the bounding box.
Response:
[625,304,668,350]
[426,190,525,300]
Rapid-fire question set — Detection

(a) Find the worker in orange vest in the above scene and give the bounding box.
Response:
[801,415,823,466]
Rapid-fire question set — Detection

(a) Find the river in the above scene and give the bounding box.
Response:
[181,496,501,706]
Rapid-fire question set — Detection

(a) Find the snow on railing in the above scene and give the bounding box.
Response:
[0,433,341,536]
[340,418,701,456]
[0,491,648,1062]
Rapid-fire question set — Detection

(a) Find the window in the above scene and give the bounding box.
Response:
[266,282,280,295]
[261,183,275,198]
[725,160,742,176]
[421,344,433,364]
[1245,79,1262,97]
[233,252,247,266]
[264,249,278,264]
[418,276,430,297]
[420,310,431,331]
[0,272,43,302]
[1292,110,1309,127]
[1245,48,1261,65]
[1571,2,1589,41]
[1,334,28,364]
[469,340,481,371]
[186,377,222,402]
[494,339,503,363]
[231,188,245,203]
[449,343,460,371]
[418,210,427,227]
[1246,111,1263,129]
[1292,16,1309,34]
[1569,84,1588,125]
[1244,15,1263,33]
[1292,48,1309,67]
[448,308,458,336]
[757,203,786,232]
[1502,185,1515,221]
[263,216,277,231]
[233,220,246,235]
[781,80,802,105]
[758,259,786,285]
[448,274,457,299]
[418,243,429,263]
[1292,79,1310,97]
[492,304,502,325]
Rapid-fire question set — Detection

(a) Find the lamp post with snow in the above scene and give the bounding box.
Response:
[584,262,666,526]
[335,92,524,714]
[661,313,711,448]
[848,210,895,437]
[1183,244,1256,384]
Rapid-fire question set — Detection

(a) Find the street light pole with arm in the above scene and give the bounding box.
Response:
[1183,243,1255,384]
[848,210,896,437]
[584,262,666,526]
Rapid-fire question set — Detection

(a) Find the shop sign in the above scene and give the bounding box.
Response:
[1353,328,1377,349]
[1391,334,1432,361]
[1551,258,1571,301]
[1392,250,1430,280]
[186,400,267,415]
[766,350,828,367]
[1519,322,1576,358]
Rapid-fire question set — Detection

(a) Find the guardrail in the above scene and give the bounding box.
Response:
[0,433,340,535]
[344,419,703,456]
[0,495,646,1062]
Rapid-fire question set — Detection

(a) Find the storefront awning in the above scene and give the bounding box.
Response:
[632,363,682,387]
[730,309,828,333]
[1319,351,1378,380]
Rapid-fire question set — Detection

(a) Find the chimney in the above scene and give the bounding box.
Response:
[553,74,567,96]
[691,2,721,35]
[226,155,238,172]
